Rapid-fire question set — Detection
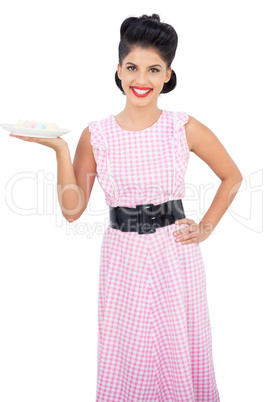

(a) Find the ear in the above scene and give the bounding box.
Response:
[117,63,122,80]
[165,67,172,83]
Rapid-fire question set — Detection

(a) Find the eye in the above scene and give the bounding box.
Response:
[126,66,160,73]
[127,66,136,71]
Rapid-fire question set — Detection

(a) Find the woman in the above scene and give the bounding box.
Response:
[10,13,242,402]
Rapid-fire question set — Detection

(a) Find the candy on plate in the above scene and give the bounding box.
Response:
[15,120,60,131]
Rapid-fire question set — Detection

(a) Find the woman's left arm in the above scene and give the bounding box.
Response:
[174,115,243,244]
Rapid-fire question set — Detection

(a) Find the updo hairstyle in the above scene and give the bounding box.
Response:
[115,14,178,95]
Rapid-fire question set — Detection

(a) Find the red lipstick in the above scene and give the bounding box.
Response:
[132,86,152,90]
[130,86,153,97]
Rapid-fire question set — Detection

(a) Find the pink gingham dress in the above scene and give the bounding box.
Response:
[88,109,220,402]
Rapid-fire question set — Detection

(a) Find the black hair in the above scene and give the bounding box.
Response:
[115,13,178,95]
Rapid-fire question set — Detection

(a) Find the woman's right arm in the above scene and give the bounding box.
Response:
[56,126,97,222]
[10,126,97,222]
[68,126,97,222]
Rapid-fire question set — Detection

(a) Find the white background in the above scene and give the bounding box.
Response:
[0,0,267,401]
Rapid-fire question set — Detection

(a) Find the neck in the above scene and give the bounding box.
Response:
[119,101,162,127]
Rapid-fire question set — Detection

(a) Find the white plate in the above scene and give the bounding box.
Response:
[0,123,71,138]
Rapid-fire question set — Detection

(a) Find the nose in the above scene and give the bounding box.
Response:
[134,71,150,86]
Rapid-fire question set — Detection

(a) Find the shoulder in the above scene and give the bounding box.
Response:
[82,125,91,136]
[184,115,243,181]
[80,125,92,145]
[184,115,219,153]
[76,126,94,158]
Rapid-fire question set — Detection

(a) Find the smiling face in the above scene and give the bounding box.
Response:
[117,46,172,105]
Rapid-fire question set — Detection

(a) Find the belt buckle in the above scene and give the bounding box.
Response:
[136,203,156,235]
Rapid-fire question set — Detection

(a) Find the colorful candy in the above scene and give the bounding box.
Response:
[15,120,60,131]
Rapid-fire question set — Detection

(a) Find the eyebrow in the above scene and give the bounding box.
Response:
[125,62,163,68]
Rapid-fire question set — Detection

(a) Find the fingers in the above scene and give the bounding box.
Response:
[175,232,197,244]
[175,218,195,225]
[173,218,198,244]
[173,226,191,235]
[9,133,67,153]
[9,133,36,141]
[174,218,210,245]
[173,220,195,235]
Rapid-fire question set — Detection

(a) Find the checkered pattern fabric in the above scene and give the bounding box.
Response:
[88,110,220,401]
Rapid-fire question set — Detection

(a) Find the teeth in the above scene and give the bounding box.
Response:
[132,87,151,94]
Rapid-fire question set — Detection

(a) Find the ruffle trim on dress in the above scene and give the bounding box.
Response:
[175,111,189,131]
[173,111,190,165]
[171,111,190,199]
[88,119,117,206]
[88,120,106,151]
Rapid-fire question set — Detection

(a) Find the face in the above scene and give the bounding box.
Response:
[117,46,172,104]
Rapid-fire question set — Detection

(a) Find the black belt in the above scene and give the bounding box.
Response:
[109,199,185,235]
